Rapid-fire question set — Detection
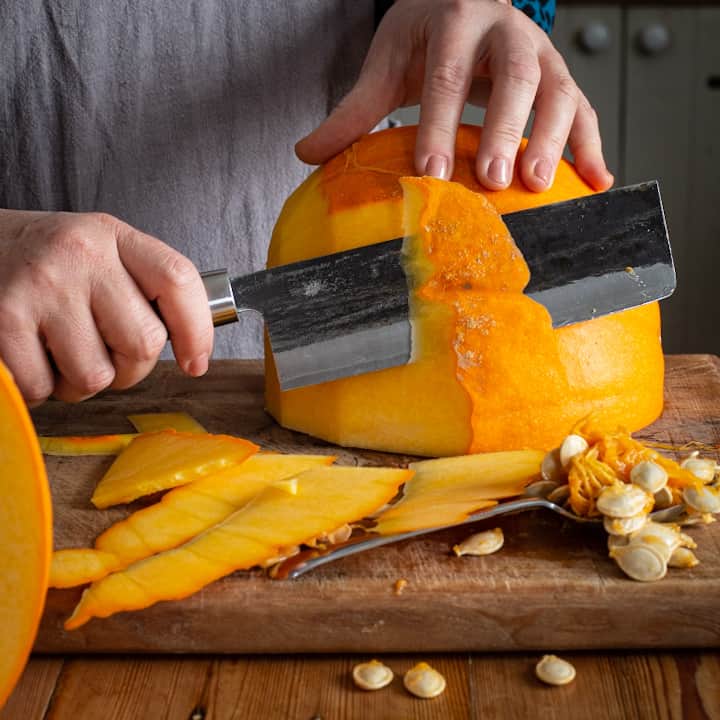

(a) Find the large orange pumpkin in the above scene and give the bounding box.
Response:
[0,360,52,708]
[265,125,664,456]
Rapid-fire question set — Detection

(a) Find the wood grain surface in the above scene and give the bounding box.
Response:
[3,652,719,719]
[31,356,720,654]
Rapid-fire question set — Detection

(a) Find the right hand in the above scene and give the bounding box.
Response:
[0,210,214,406]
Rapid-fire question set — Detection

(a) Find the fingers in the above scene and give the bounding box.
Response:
[0,312,54,407]
[91,272,168,390]
[415,17,479,179]
[519,51,579,192]
[42,306,116,403]
[295,25,404,165]
[476,28,541,189]
[116,225,213,376]
[567,92,614,191]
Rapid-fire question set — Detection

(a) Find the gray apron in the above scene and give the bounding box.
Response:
[0,1,375,358]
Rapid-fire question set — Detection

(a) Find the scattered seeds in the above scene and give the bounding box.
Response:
[653,486,674,510]
[630,461,668,494]
[535,655,576,686]
[668,547,700,568]
[681,453,718,483]
[596,483,652,518]
[559,435,589,470]
[352,660,394,691]
[453,528,504,557]
[683,485,720,514]
[603,513,647,536]
[403,662,446,699]
[610,542,667,582]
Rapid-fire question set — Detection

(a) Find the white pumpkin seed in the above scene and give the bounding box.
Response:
[453,528,504,557]
[352,660,394,691]
[535,655,576,686]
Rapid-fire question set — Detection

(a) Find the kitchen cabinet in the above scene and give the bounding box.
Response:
[390,5,720,353]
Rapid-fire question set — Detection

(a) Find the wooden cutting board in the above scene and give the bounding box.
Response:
[32,356,720,653]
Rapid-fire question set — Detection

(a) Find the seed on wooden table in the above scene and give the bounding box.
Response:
[610,542,667,582]
[535,655,576,686]
[352,660,394,691]
[453,528,504,557]
[668,547,700,568]
[403,662,446,699]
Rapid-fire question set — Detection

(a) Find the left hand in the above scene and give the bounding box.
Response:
[295,0,613,193]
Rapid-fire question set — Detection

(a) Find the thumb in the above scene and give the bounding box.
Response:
[295,36,404,165]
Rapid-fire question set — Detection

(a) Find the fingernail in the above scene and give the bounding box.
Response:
[425,155,448,180]
[187,353,208,377]
[533,158,554,187]
[487,157,509,186]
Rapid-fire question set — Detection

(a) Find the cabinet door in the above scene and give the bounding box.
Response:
[625,8,720,354]
[552,6,622,178]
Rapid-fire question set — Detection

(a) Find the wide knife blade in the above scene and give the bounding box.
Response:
[203,180,675,391]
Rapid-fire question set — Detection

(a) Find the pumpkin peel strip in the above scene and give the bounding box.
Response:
[65,466,410,629]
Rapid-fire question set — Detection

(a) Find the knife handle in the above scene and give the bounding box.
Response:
[201,269,239,326]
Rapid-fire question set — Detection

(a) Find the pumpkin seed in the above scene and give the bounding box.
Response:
[353,660,394,691]
[535,655,576,686]
[403,662,446,698]
[597,483,652,518]
[630,461,668,494]
[453,528,504,557]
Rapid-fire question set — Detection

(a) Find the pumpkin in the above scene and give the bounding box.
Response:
[0,360,52,708]
[65,466,411,629]
[265,125,664,457]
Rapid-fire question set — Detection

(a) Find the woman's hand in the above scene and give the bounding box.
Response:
[296,0,613,192]
[0,210,213,405]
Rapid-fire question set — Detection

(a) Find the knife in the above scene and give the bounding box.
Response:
[202,180,675,391]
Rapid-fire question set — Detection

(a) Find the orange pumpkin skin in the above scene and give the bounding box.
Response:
[0,360,53,708]
[266,125,664,456]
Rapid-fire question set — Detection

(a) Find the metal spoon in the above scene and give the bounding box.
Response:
[277,497,686,579]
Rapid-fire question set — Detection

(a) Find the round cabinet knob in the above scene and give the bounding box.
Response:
[637,23,672,56]
[577,23,611,54]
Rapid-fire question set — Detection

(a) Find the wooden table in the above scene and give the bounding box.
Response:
[3,356,719,718]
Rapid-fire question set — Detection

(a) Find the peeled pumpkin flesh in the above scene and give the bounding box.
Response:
[40,412,207,456]
[91,430,259,508]
[373,450,544,535]
[51,453,337,588]
[66,466,412,629]
[40,434,136,456]
[0,360,53,707]
[266,125,664,457]
[49,549,121,589]
[127,412,207,434]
